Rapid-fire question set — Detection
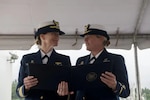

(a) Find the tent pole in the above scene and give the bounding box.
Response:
[133,42,141,100]
[132,0,149,99]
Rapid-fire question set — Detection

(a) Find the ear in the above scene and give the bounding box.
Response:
[103,40,110,46]
[40,34,45,40]
[106,41,110,46]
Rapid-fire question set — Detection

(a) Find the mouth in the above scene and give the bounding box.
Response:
[53,39,59,41]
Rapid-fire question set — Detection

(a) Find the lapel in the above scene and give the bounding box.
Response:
[77,55,90,65]
[34,50,43,64]
[33,49,63,66]
[27,50,42,64]
[93,48,113,72]
[93,48,110,65]
[47,49,57,65]
[85,55,90,64]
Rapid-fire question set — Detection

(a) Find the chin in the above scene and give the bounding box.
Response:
[53,42,58,46]
[54,44,58,46]
[86,47,90,51]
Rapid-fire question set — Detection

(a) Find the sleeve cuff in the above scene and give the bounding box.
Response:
[17,85,28,97]
[114,82,126,95]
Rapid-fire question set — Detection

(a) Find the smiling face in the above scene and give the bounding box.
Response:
[84,35,106,52]
[40,32,59,47]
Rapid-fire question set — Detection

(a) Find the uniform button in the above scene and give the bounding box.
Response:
[40,96,43,99]
[83,97,85,100]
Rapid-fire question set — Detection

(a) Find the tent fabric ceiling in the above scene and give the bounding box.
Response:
[0,0,150,50]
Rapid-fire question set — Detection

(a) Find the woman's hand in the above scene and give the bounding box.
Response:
[100,71,117,91]
[23,76,38,91]
[57,81,74,96]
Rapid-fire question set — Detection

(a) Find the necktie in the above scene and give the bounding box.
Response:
[42,55,49,64]
[89,57,96,64]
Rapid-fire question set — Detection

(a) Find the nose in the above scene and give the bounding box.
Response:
[54,33,59,39]
[54,33,59,37]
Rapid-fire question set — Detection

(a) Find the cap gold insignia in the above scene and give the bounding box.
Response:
[50,20,59,29]
[84,24,91,33]
[85,30,91,34]
[85,24,90,30]
[86,72,97,82]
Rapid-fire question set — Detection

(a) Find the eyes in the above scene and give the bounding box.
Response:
[84,35,103,39]
[43,32,59,38]
[47,32,59,36]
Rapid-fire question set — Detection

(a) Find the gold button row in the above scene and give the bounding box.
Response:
[40,96,43,99]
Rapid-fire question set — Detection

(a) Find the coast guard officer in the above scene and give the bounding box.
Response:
[75,24,130,100]
[58,24,130,100]
[16,20,71,100]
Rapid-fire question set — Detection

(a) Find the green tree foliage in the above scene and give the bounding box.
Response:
[12,80,24,100]
[142,88,150,100]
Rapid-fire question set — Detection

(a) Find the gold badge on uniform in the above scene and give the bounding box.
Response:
[86,72,97,82]
[55,62,62,66]
[79,61,84,65]
[30,60,34,63]
[103,58,110,62]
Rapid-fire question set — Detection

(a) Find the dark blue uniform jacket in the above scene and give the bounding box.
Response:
[75,49,130,100]
[16,49,71,100]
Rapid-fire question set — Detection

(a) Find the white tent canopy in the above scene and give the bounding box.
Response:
[0,0,150,100]
[0,0,150,50]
